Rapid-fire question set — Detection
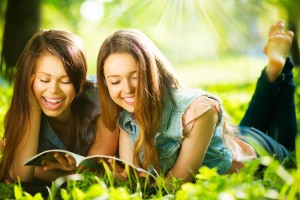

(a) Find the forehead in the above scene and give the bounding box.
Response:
[104,52,137,76]
[35,54,67,76]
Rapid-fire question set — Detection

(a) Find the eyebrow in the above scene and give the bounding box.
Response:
[35,72,69,78]
[106,70,137,79]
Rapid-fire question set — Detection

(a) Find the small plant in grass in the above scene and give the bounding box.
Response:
[0,70,299,199]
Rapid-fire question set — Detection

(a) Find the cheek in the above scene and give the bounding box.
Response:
[32,80,41,97]
[65,86,76,100]
[107,86,119,98]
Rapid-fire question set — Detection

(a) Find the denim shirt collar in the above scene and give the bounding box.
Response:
[121,111,136,131]
[120,88,175,135]
[159,89,175,134]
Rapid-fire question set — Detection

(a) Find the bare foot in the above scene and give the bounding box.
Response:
[263,21,294,82]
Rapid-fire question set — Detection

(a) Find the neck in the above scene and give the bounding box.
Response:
[47,108,72,144]
[47,108,72,125]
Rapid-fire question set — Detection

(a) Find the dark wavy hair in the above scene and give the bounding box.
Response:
[0,29,94,182]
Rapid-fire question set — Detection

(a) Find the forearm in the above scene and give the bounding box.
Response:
[10,109,41,182]
[87,115,119,156]
[166,108,217,184]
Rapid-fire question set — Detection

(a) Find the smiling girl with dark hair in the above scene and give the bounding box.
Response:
[0,30,118,183]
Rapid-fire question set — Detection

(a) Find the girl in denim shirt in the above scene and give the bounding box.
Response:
[96,21,297,185]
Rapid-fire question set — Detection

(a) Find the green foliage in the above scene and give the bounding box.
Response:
[0,86,12,138]
[0,67,299,199]
[0,182,14,199]
[203,83,255,124]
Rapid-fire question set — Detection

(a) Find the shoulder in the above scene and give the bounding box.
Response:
[82,83,99,102]
[182,96,220,134]
[166,87,221,111]
[78,83,101,118]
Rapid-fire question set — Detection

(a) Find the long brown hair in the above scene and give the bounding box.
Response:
[0,30,93,182]
[97,29,181,170]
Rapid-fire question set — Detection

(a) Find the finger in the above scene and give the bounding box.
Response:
[113,172,128,182]
[65,154,76,166]
[138,171,147,178]
[119,170,129,179]
[54,153,68,166]
[41,160,56,171]
[109,159,125,173]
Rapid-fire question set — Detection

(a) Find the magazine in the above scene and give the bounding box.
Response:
[24,149,156,181]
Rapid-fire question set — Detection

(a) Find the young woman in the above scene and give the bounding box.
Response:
[0,30,118,183]
[96,20,297,184]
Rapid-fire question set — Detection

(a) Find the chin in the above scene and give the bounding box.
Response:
[42,109,60,117]
[124,107,134,113]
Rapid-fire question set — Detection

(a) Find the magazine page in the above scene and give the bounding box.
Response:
[23,149,85,167]
[79,155,156,180]
[24,149,156,182]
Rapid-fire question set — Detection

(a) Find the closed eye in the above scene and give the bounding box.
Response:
[111,81,120,85]
[61,80,71,84]
[39,79,49,83]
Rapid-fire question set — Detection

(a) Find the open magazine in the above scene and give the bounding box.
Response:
[24,149,156,182]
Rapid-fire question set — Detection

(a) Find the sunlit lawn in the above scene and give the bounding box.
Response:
[175,56,266,87]
[0,56,299,199]
[175,56,267,123]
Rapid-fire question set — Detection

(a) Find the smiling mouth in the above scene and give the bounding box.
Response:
[43,97,63,110]
[123,97,134,105]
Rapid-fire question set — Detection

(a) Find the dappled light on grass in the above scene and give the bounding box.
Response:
[0,84,300,200]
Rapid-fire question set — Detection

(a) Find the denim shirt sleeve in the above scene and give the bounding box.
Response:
[202,124,233,174]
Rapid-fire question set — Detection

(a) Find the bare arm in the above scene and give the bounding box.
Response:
[8,76,41,182]
[166,108,218,183]
[119,128,134,163]
[87,115,119,156]
[118,108,218,185]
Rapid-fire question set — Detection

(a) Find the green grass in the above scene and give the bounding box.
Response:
[0,58,299,199]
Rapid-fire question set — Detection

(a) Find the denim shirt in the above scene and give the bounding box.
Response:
[119,88,233,175]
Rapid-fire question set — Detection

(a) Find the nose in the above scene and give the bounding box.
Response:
[49,80,60,93]
[123,79,135,94]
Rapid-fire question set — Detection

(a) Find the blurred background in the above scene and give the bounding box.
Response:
[0,0,299,127]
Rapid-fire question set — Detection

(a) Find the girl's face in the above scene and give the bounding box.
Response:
[103,52,138,113]
[33,54,76,121]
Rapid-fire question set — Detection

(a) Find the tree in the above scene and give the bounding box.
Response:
[0,0,41,82]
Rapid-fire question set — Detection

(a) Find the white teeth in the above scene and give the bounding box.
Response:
[45,97,62,103]
[124,97,134,103]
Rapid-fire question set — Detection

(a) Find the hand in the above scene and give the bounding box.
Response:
[107,158,147,182]
[107,158,128,181]
[41,153,77,172]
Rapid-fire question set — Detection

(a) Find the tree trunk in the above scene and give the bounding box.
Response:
[288,21,300,67]
[0,0,41,82]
